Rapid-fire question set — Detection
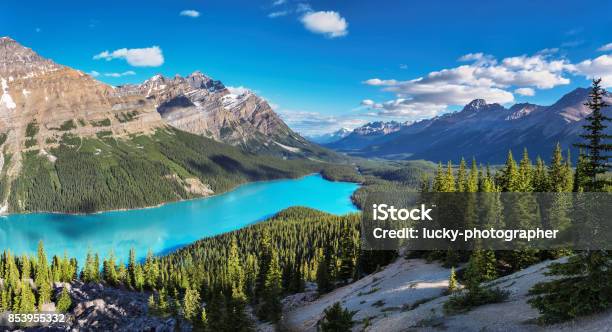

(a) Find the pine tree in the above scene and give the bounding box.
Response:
[226,237,252,331]
[448,267,458,293]
[18,282,36,313]
[443,161,456,192]
[432,162,444,192]
[456,158,468,192]
[320,302,355,332]
[56,287,72,313]
[183,287,201,322]
[260,252,283,322]
[517,148,533,192]
[466,158,479,193]
[147,294,157,316]
[316,247,333,294]
[337,224,355,284]
[200,307,209,331]
[499,150,519,191]
[128,248,137,288]
[255,230,272,299]
[549,143,571,192]
[573,78,611,191]
[533,157,550,192]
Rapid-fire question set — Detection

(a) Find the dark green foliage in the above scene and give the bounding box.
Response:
[91,118,112,127]
[0,133,7,146]
[56,287,72,312]
[443,286,509,314]
[59,120,77,131]
[320,302,355,332]
[115,111,140,123]
[7,128,322,213]
[26,121,39,137]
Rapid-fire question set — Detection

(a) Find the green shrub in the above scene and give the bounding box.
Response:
[320,302,355,332]
[444,286,509,314]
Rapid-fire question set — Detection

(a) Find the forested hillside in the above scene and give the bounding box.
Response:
[3,128,322,213]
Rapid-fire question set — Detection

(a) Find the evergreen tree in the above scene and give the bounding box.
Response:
[56,287,72,313]
[337,224,355,284]
[549,143,571,192]
[517,148,534,192]
[456,158,468,192]
[320,302,355,332]
[573,78,611,191]
[147,294,157,316]
[466,158,479,193]
[226,237,252,331]
[18,282,36,313]
[532,157,550,192]
[499,150,519,191]
[448,267,458,293]
[316,247,333,294]
[183,287,201,322]
[260,252,283,322]
[255,230,272,299]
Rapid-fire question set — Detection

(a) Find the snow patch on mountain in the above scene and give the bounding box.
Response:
[0,78,16,109]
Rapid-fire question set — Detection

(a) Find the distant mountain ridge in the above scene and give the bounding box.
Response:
[327,88,611,163]
[307,128,352,144]
[325,120,411,150]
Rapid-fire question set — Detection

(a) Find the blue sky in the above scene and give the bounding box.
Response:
[2,0,612,135]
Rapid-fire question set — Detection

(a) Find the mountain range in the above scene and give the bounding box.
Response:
[306,128,352,144]
[0,37,331,213]
[326,90,611,163]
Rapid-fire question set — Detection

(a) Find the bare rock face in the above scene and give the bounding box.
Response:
[0,38,164,148]
[0,37,166,207]
[117,71,300,151]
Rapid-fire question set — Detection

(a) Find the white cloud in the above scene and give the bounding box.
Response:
[362,50,582,119]
[399,64,408,70]
[574,54,612,88]
[363,78,398,86]
[103,71,136,78]
[278,109,366,135]
[514,87,535,96]
[360,99,375,106]
[268,11,289,18]
[296,3,312,13]
[93,46,164,67]
[301,11,348,38]
[597,43,612,52]
[180,10,200,18]
[90,71,100,77]
[272,0,286,6]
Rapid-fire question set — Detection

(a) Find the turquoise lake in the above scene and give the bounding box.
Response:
[0,174,359,264]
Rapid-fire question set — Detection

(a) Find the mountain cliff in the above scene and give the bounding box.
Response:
[117,72,332,159]
[328,89,611,163]
[0,37,323,213]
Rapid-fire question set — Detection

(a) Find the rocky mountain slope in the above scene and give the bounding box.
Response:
[0,37,323,213]
[328,90,611,163]
[117,72,333,159]
[283,257,612,332]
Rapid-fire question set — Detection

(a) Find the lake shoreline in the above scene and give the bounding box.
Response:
[0,172,361,217]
